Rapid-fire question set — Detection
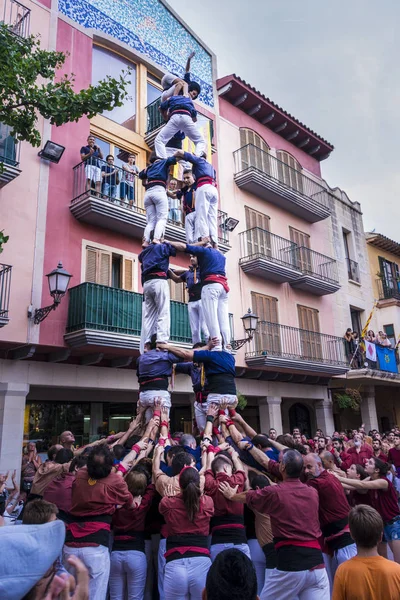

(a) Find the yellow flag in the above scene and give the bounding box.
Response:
[361,302,377,339]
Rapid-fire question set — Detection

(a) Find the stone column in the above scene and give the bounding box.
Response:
[89,403,104,439]
[259,397,283,435]
[315,399,335,436]
[0,382,30,481]
[360,386,378,432]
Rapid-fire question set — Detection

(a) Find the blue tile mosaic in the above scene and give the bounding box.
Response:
[58,0,214,107]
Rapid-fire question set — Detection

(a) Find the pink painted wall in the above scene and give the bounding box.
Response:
[39,19,189,348]
[219,98,322,177]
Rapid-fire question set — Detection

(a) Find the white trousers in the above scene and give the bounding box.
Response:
[164,556,211,600]
[143,185,168,242]
[185,211,196,244]
[194,184,219,243]
[109,550,147,600]
[248,538,266,595]
[158,537,167,600]
[210,543,251,562]
[138,390,171,423]
[201,283,230,351]
[63,545,110,600]
[260,568,329,600]
[194,401,207,432]
[140,279,170,354]
[155,114,206,160]
[188,299,209,345]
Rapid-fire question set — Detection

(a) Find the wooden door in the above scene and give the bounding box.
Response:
[252,292,280,354]
[290,227,311,272]
[277,151,304,194]
[297,305,322,359]
[245,207,270,257]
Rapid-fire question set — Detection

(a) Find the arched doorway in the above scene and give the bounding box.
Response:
[289,403,312,438]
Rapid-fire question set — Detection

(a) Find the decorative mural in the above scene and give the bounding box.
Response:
[58,0,214,107]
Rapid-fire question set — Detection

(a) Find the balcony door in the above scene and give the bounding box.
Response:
[276,151,304,194]
[239,129,270,173]
[379,256,400,296]
[251,292,280,354]
[245,207,271,258]
[289,227,311,271]
[297,305,322,360]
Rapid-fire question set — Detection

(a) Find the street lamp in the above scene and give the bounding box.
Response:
[33,262,72,324]
[231,308,259,350]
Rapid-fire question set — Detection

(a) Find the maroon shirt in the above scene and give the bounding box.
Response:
[346,444,373,467]
[388,448,400,468]
[368,477,400,523]
[204,470,245,517]
[43,471,75,514]
[70,468,133,516]
[159,494,214,536]
[374,452,388,463]
[306,470,349,528]
[112,484,156,533]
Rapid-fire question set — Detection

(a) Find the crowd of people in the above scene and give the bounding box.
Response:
[2,413,400,599]
[344,327,397,370]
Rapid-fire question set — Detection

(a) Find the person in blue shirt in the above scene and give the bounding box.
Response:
[136,334,182,422]
[158,338,238,412]
[155,76,205,160]
[80,135,103,196]
[175,149,218,246]
[166,241,231,351]
[138,152,177,245]
[174,169,196,243]
[160,51,197,103]
[138,242,176,354]
[175,342,210,431]
[101,154,119,200]
[168,255,209,345]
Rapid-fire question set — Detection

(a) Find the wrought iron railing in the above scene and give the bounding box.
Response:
[0,123,20,167]
[2,0,30,37]
[247,321,348,366]
[297,247,339,283]
[72,160,229,244]
[233,144,332,210]
[377,276,400,301]
[346,258,360,283]
[239,227,298,269]
[0,264,12,322]
[145,97,164,134]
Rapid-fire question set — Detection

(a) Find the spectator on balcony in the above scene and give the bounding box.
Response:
[366,330,376,343]
[177,169,196,243]
[120,154,139,208]
[101,155,120,201]
[344,328,356,366]
[376,331,392,347]
[160,51,196,103]
[139,152,177,246]
[167,178,182,223]
[80,135,103,196]
[352,332,363,368]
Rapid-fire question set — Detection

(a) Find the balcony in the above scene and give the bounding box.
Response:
[246,322,348,375]
[70,160,230,251]
[0,123,21,187]
[233,145,332,223]
[346,258,360,283]
[2,0,30,37]
[290,247,340,295]
[239,228,301,283]
[65,283,193,350]
[144,98,164,147]
[377,276,400,304]
[0,264,12,326]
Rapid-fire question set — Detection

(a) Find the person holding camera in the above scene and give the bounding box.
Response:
[21,441,42,493]
[80,135,103,196]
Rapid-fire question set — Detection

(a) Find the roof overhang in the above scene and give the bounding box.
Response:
[366,233,400,258]
[217,74,334,162]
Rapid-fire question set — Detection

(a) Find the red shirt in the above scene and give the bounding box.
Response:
[346,444,373,467]
[204,470,245,517]
[70,468,133,516]
[43,471,75,514]
[246,479,321,541]
[368,477,400,523]
[159,494,214,536]
[112,484,156,532]
[374,452,388,463]
[388,448,400,468]
[306,470,349,528]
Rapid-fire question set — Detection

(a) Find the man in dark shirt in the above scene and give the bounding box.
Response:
[138,242,176,354]
[80,135,103,196]
[101,154,119,200]
[175,169,196,243]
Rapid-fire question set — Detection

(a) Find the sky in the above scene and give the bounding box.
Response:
[168,0,400,238]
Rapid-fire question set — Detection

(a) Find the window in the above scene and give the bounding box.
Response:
[92,46,137,131]
[379,256,400,293]
[147,81,161,106]
[245,207,270,257]
[251,292,280,354]
[289,227,311,271]
[276,150,303,194]
[350,308,362,335]
[297,305,321,360]
[85,245,135,291]
[384,324,396,348]
[239,128,270,173]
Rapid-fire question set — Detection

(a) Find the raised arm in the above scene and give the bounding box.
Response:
[336,476,388,491]
[185,51,195,74]
[238,441,271,470]
[231,412,257,439]
[168,269,184,284]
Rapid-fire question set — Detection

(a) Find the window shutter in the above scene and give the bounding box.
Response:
[289,227,311,271]
[251,292,280,354]
[297,305,321,359]
[85,247,97,283]
[122,257,134,291]
[99,251,112,286]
